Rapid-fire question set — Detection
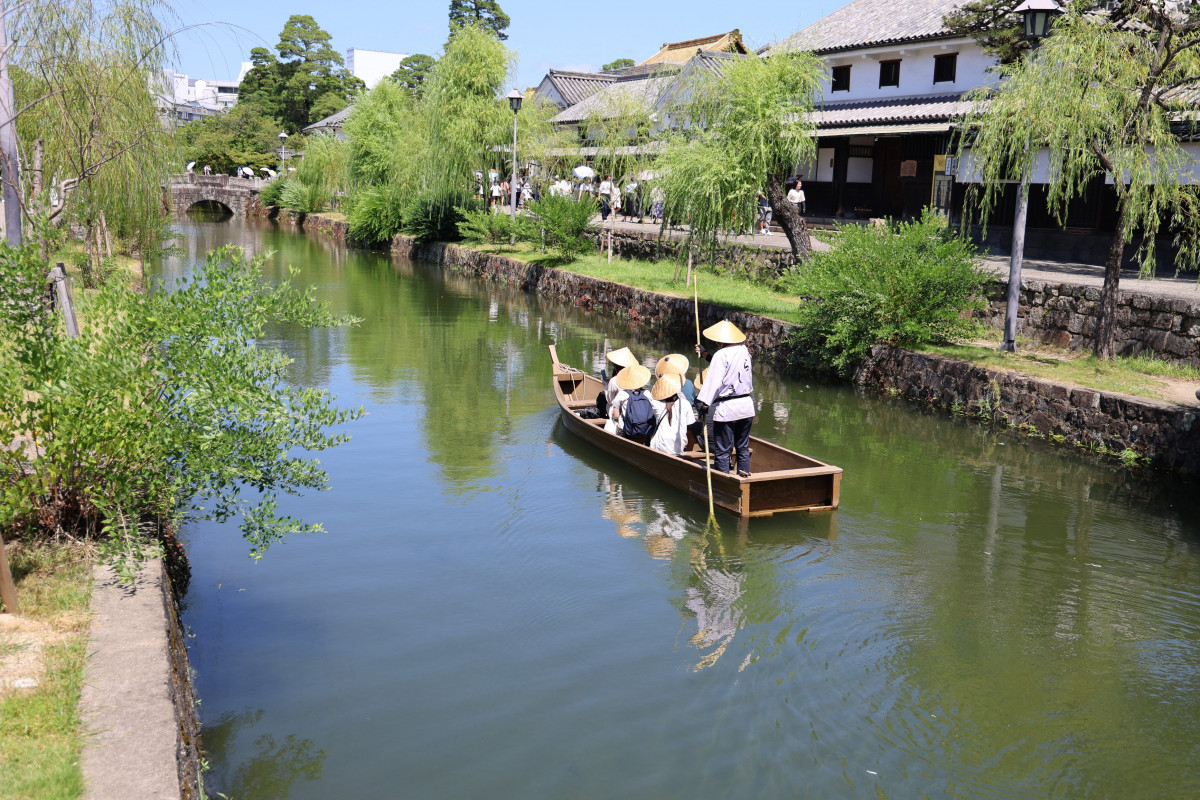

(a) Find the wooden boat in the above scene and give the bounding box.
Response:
[550,345,842,517]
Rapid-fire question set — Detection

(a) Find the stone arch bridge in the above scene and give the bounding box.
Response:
[166,173,269,216]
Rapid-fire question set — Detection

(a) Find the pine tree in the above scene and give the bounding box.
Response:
[391,54,436,98]
[448,0,510,41]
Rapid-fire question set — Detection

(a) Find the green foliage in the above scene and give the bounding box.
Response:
[401,189,480,241]
[346,182,406,244]
[279,178,329,214]
[658,51,823,255]
[236,15,365,131]
[12,0,176,253]
[783,212,989,375]
[456,207,519,245]
[0,242,361,561]
[391,54,437,98]
[448,0,510,41]
[175,104,285,175]
[259,179,286,207]
[523,194,597,261]
[602,58,635,71]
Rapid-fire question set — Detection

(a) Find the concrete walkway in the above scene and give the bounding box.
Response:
[592,214,1200,301]
[80,559,180,800]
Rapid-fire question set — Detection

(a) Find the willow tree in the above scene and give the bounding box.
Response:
[656,51,823,260]
[959,5,1200,360]
[8,0,175,258]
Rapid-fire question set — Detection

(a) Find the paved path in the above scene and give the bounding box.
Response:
[595,214,1200,301]
[80,559,180,800]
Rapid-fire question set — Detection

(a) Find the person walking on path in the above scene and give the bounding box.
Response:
[756,190,773,235]
[650,186,665,224]
[598,174,614,221]
[695,320,755,477]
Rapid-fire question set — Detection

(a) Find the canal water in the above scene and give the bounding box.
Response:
[162,219,1200,799]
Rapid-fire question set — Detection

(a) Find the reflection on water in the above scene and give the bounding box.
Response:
[167,219,1200,800]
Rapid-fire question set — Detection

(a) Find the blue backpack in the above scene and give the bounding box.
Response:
[622,389,656,442]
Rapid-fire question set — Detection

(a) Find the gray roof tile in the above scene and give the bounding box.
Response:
[771,0,962,54]
[813,92,973,126]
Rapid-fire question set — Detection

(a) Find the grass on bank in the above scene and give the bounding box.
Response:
[465,241,808,323]
[0,542,93,800]
[915,338,1200,403]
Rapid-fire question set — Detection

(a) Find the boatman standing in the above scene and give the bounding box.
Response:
[695,320,754,477]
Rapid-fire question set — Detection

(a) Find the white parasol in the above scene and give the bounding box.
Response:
[573,165,596,179]
[637,170,657,181]
[186,161,196,173]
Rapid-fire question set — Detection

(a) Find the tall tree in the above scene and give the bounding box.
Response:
[956,4,1200,360]
[448,0,510,41]
[176,104,287,174]
[658,52,823,260]
[239,15,364,132]
[602,58,634,72]
[390,53,436,99]
[8,0,176,255]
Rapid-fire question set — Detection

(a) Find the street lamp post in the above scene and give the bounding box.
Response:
[1001,0,1062,353]
[507,88,523,245]
[278,130,289,176]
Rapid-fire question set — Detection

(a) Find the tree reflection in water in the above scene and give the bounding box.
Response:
[200,708,326,800]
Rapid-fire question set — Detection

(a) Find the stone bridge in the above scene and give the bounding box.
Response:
[166,173,270,216]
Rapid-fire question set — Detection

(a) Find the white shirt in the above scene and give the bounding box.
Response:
[604,387,629,435]
[695,344,755,422]
[787,188,802,203]
[598,179,613,196]
[648,394,696,455]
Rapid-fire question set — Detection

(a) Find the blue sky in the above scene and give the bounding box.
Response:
[169,0,845,88]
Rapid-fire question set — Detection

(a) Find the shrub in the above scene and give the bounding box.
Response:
[279,178,328,214]
[456,206,535,245]
[401,188,480,242]
[523,194,597,261]
[346,182,406,245]
[783,210,989,375]
[258,178,285,207]
[0,243,360,568]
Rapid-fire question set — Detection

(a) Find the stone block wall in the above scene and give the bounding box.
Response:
[855,344,1200,472]
[980,280,1200,366]
[583,227,798,276]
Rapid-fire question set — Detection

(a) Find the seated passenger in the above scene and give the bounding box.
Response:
[648,373,696,456]
[606,363,652,438]
[599,346,639,419]
[656,353,695,405]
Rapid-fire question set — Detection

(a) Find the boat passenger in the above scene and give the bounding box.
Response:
[606,364,652,438]
[648,374,696,456]
[599,346,639,420]
[655,353,695,405]
[695,320,755,477]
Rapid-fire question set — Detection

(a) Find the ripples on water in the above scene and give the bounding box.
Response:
[166,221,1200,800]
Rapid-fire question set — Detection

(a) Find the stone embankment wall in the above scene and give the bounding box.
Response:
[983,280,1200,367]
[855,345,1200,472]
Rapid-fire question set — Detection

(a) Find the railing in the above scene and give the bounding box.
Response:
[171,173,271,190]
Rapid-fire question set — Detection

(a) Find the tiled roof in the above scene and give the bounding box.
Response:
[552,72,677,124]
[770,0,961,54]
[640,29,747,65]
[811,92,974,127]
[546,70,616,107]
[303,104,353,134]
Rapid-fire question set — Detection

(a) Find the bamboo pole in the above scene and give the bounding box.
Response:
[0,534,20,615]
[694,274,717,525]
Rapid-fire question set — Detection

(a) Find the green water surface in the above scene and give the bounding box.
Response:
[164,219,1200,800]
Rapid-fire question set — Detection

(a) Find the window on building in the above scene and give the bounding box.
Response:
[831,65,851,92]
[933,53,957,84]
[879,60,900,87]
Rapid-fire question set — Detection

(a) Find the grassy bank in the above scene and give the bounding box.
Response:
[466,241,807,323]
[0,542,93,800]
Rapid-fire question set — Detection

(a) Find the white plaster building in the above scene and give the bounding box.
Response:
[346,48,410,89]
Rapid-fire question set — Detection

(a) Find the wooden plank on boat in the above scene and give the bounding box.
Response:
[549,346,842,517]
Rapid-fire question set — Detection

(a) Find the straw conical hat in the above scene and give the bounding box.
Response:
[606,346,638,368]
[615,364,651,391]
[651,373,682,401]
[655,354,690,377]
[693,367,710,392]
[703,320,746,344]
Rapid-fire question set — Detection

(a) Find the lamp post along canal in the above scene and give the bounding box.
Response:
[1003,0,1062,352]
[278,130,289,175]
[507,88,522,245]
